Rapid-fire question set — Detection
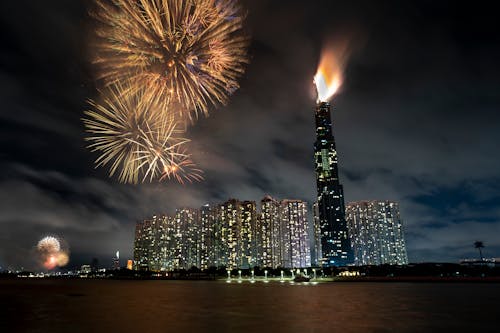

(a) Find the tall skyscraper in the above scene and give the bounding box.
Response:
[314,101,353,266]
[346,200,408,265]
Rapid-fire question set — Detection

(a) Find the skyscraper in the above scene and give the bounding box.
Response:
[314,101,353,266]
[346,200,408,265]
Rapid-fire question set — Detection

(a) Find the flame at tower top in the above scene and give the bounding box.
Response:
[314,43,349,103]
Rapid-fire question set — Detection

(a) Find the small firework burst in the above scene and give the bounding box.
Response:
[36,236,70,270]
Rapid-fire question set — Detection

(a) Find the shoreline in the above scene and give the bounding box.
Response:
[3,276,500,283]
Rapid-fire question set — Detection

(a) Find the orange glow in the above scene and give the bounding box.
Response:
[314,42,350,102]
[44,256,57,270]
[56,252,69,267]
[163,164,179,174]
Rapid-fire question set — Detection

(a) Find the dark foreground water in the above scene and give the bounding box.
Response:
[1,279,499,332]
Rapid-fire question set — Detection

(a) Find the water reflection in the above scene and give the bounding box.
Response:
[1,280,499,332]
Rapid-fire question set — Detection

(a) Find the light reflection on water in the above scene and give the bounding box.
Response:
[1,279,499,332]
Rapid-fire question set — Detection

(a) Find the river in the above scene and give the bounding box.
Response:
[1,279,498,332]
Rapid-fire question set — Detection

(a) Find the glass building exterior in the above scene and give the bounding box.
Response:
[314,102,353,266]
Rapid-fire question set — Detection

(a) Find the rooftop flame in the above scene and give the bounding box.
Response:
[314,46,345,103]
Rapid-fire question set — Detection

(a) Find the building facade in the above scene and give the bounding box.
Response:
[346,200,408,265]
[133,197,312,271]
[313,101,353,266]
[258,196,281,268]
[281,200,311,268]
[312,202,322,266]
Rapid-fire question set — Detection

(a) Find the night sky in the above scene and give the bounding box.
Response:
[1,0,499,270]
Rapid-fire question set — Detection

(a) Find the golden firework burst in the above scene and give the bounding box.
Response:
[83,83,198,184]
[91,0,249,121]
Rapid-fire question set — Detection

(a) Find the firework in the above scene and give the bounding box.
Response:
[91,0,249,120]
[37,236,61,253]
[160,147,204,184]
[36,236,70,270]
[83,83,197,184]
[56,252,70,267]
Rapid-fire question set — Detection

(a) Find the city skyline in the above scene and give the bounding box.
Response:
[133,196,312,271]
[1,0,500,270]
[132,196,412,271]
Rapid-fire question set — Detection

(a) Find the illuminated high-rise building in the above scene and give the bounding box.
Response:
[133,215,169,271]
[174,208,200,269]
[112,250,120,270]
[217,199,239,269]
[314,101,353,266]
[312,202,322,266]
[133,212,201,271]
[239,201,257,268]
[258,196,280,268]
[133,197,311,270]
[346,200,408,265]
[281,199,311,268]
[200,204,216,269]
[133,219,154,270]
[256,196,311,268]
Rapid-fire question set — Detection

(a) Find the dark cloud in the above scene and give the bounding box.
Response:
[1,0,499,269]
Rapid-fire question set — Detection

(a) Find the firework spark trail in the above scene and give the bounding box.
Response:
[91,0,249,121]
[83,82,201,184]
[159,146,204,184]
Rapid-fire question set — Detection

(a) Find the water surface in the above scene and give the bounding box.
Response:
[1,279,499,332]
